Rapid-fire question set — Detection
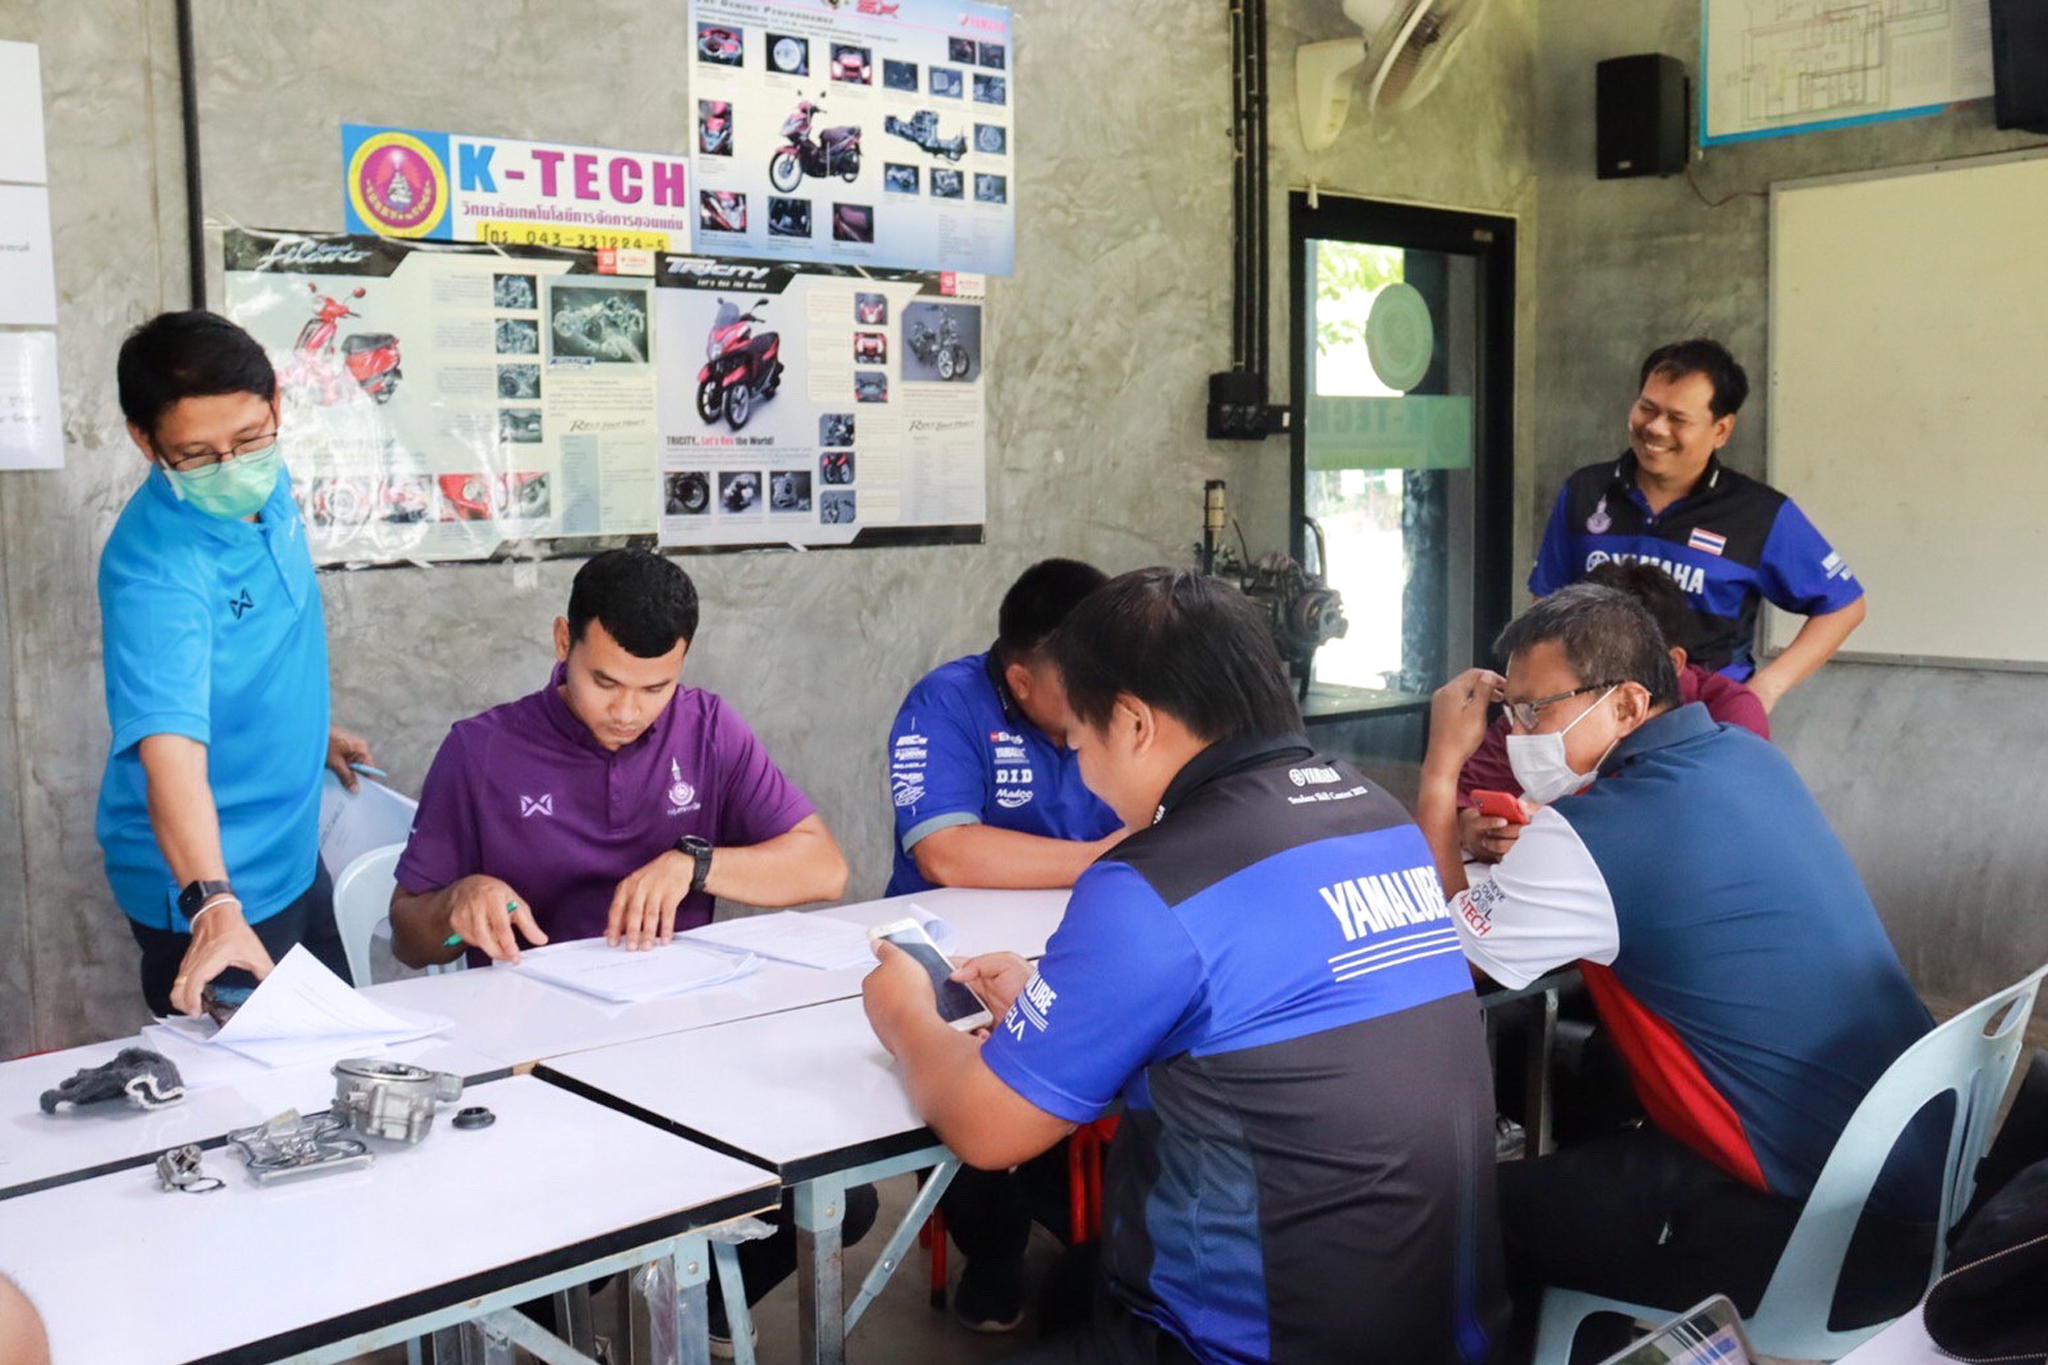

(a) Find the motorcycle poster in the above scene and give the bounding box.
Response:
[655,253,985,550]
[687,0,1013,275]
[222,229,659,566]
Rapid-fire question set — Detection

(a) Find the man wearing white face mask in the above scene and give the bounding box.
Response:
[96,311,372,1020]
[1415,582,1939,1336]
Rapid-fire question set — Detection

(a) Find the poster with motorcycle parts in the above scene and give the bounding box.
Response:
[655,253,985,549]
[220,230,659,566]
[688,0,1014,275]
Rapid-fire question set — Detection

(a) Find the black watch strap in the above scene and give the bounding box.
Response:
[675,836,714,894]
[177,878,236,919]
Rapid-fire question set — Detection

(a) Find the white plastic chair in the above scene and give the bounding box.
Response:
[331,843,406,987]
[1534,964,2048,1365]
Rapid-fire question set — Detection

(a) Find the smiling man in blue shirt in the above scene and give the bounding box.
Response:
[1530,339,1865,711]
[96,312,372,1018]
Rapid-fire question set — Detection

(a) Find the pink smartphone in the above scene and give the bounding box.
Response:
[1470,789,1531,825]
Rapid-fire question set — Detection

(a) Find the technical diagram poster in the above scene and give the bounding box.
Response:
[1702,0,1993,144]
[222,231,658,566]
[688,0,1014,274]
[655,253,985,549]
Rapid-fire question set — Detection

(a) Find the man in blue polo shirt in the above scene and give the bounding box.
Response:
[886,558,1125,897]
[865,569,1506,1365]
[1531,339,1865,711]
[1416,583,1936,1332]
[96,311,375,1019]
[885,558,1129,1332]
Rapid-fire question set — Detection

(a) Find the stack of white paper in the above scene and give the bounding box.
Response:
[510,938,760,1005]
[684,910,881,970]
[687,903,957,970]
[142,946,453,1070]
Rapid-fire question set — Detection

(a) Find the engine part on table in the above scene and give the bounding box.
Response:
[331,1058,464,1144]
[452,1105,497,1131]
[40,1047,186,1114]
[226,1108,373,1184]
[155,1144,223,1194]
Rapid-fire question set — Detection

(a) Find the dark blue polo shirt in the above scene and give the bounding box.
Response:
[884,651,1118,896]
[983,735,1505,1365]
[1531,452,1863,677]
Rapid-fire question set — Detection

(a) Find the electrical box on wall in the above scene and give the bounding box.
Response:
[1596,54,1690,179]
[1206,370,1292,441]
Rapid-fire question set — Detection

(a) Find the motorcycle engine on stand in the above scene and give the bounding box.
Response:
[1198,480,1348,701]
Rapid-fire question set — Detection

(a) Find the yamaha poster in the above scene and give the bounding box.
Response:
[688,0,1015,275]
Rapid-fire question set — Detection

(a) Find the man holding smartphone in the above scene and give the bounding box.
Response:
[884,557,1129,1332]
[864,569,1506,1364]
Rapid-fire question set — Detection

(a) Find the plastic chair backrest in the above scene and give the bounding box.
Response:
[330,843,404,988]
[1747,964,2048,1358]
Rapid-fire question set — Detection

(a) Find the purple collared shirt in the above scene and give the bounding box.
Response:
[397,666,816,944]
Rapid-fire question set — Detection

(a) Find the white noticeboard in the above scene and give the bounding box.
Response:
[1702,0,1994,145]
[1767,149,2048,669]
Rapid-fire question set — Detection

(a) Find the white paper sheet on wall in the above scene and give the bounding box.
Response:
[0,41,48,186]
[0,185,58,326]
[0,331,61,470]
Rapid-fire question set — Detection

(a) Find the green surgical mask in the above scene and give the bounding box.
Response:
[165,443,283,520]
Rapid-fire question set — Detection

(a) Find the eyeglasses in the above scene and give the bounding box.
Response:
[1501,681,1622,732]
[156,431,279,472]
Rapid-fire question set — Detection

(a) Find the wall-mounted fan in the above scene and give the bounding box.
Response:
[1297,0,1490,152]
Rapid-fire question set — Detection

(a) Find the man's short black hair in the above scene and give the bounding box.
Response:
[1583,560,1695,657]
[996,558,1108,662]
[116,311,277,438]
[1495,583,1681,710]
[1053,568,1301,742]
[567,549,699,657]
[1639,338,1749,420]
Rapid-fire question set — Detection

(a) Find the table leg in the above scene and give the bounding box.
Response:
[844,1157,957,1333]
[710,1239,758,1365]
[794,1173,850,1365]
[625,1244,714,1365]
[551,1284,596,1355]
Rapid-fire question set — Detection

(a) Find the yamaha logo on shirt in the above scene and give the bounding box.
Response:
[1002,971,1058,1040]
[666,758,702,816]
[1584,549,1705,595]
[1289,765,1340,787]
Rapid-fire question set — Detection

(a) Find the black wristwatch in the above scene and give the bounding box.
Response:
[177,878,237,921]
[674,835,714,894]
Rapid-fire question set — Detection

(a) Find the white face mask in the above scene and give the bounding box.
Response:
[1506,686,1619,806]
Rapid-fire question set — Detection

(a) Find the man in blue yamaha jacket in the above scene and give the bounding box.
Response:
[865,569,1507,1365]
[1530,339,1865,711]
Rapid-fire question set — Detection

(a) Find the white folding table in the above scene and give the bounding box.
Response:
[0,1074,777,1365]
[537,996,966,1365]
[0,1033,504,1199]
[361,887,1068,1071]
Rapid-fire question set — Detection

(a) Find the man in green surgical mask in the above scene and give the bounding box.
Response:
[96,311,374,1019]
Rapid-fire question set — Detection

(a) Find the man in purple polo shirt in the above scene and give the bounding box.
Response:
[390,548,847,963]
[389,548,866,1345]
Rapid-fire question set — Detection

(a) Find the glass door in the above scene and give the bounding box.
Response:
[1290,195,1515,731]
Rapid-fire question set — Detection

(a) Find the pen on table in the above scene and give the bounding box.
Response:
[349,761,389,779]
[445,900,520,948]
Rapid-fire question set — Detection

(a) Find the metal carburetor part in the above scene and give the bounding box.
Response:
[331,1058,464,1144]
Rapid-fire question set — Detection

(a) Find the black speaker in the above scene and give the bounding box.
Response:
[1596,54,1689,180]
[1991,0,2048,133]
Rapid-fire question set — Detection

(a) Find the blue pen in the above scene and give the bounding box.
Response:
[445,900,519,948]
[349,761,389,779]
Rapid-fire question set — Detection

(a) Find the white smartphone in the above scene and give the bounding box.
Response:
[867,917,994,1031]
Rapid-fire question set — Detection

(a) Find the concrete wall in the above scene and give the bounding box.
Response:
[1531,2,2048,1006]
[0,0,1540,1052]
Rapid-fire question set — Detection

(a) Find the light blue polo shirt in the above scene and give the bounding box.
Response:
[95,464,330,930]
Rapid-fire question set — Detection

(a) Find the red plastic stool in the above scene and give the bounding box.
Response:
[924,1117,1121,1309]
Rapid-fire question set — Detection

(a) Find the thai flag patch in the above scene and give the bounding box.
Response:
[1687,528,1727,556]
